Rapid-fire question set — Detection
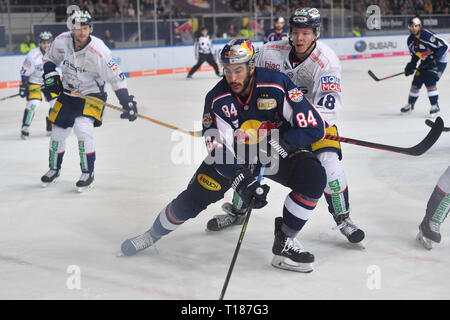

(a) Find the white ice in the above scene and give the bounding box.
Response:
[0,56,449,300]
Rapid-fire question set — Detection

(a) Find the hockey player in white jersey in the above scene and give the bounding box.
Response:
[19,31,58,139]
[207,8,365,245]
[40,8,138,191]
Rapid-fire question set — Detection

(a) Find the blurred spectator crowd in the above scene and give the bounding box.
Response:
[1,0,448,17]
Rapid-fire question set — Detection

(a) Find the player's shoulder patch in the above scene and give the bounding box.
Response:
[288,88,303,102]
[320,75,341,92]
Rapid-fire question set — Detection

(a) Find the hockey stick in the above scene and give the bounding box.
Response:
[326,116,444,156]
[0,85,45,102]
[71,91,444,155]
[368,70,405,82]
[219,165,266,300]
[69,91,202,137]
[425,119,450,132]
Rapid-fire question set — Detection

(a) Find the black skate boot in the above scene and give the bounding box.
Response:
[46,116,52,136]
[429,104,440,117]
[76,172,94,192]
[20,126,29,140]
[271,217,314,273]
[41,169,60,187]
[120,231,156,256]
[206,202,247,231]
[400,103,414,114]
[333,212,365,244]
[416,218,441,250]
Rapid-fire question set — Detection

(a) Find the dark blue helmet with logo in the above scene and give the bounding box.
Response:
[289,7,321,37]
[39,31,53,43]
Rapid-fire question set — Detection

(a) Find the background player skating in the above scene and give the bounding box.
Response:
[40,8,138,191]
[120,39,327,273]
[19,31,58,139]
[207,8,365,245]
[401,16,448,116]
[263,16,288,43]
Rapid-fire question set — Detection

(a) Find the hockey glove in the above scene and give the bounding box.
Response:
[120,95,138,121]
[419,58,438,71]
[231,168,270,209]
[404,62,417,76]
[19,81,28,98]
[42,71,63,96]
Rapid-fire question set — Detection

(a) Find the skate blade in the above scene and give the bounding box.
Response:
[416,231,433,250]
[271,256,313,273]
[77,183,94,193]
[46,131,51,136]
[41,179,58,188]
[21,135,29,140]
[348,241,366,250]
[428,112,440,119]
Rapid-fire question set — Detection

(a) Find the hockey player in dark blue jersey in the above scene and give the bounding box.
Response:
[401,16,448,116]
[263,17,288,43]
[120,39,327,273]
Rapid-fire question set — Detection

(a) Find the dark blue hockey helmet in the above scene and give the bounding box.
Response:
[39,31,53,43]
[289,7,321,37]
[408,16,422,27]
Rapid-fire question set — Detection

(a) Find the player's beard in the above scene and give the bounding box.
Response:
[231,69,253,97]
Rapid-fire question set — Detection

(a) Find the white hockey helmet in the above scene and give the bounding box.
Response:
[67,9,93,33]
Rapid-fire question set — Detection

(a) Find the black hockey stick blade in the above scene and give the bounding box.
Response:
[326,116,444,156]
[368,70,405,82]
[425,118,450,132]
[367,70,380,81]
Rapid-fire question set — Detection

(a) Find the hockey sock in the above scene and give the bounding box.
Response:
[408,86,420,105]
[282,191,318,233]
[425,167,450,224]
[78,141,95,173]
[324,182,350,216]
[148,202,186,242]
[22,100,39,127]
[49,141,64,170]
[427,87,438,106]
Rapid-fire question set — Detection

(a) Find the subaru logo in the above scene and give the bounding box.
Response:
[354,40,367,52]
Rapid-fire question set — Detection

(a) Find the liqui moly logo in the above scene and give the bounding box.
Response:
[320,76,341,92]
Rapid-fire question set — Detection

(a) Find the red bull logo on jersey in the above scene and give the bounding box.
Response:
[288,88,303,102]
[234,120,278,144]
[320,76,341,92]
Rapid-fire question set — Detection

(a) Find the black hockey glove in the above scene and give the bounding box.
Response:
[231,168,270,209]
[404,62,417,76]
[419,58,438,71]
[120,95,138,121]
[42,71,63,96]
[19,81,28,98]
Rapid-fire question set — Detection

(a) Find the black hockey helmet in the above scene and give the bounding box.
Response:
[289,7,321,37]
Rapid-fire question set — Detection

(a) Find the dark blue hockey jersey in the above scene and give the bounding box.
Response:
[407,28,448,64]
[202,67,326,178]
[264,29,288,43]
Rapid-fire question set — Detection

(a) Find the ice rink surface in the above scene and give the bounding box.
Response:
[0,55,449,300]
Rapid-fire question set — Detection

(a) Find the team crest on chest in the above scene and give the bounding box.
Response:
[257,98,277,110]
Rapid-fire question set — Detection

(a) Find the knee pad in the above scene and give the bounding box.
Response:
[74,117,95,153]
[289,158,326,199]
[172,162,231,220]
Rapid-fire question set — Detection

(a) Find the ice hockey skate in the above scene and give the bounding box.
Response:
[416,218,441,250]
[41,169,60,187]
[333,212,365,247]
[120,231,156,256]
[429,104,440,117]
[76,172,94,192]
[20,126,29,140]
[400,103,414,114]
[206,202,247,231]
[271,217,314,273]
